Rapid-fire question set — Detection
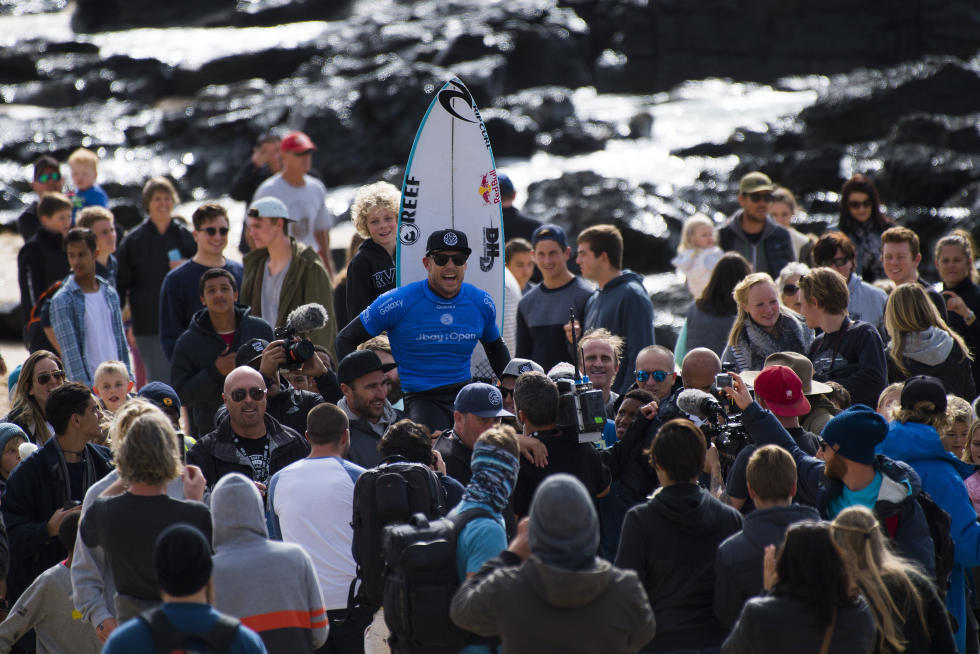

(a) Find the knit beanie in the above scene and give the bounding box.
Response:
[0,423,27,453]
[821,404,887,465]
[528,473,599,570]
[154,523,212,597]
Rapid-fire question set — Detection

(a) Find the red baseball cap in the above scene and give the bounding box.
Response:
[280,131,317,154]
[753,365,810,417]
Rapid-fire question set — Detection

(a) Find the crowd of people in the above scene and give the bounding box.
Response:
[1,138,980,654]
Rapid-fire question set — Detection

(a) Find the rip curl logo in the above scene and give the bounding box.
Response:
[443,231,459,247]
[518,363,532,374]
[440,313,453,325]
[480,227,500,272]
[400,223,420,245]
[488,389,501,406]
[479,170,500,206]
[438,80,477,123]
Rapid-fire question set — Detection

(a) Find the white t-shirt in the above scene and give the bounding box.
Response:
[83,289,117,376]
[268,456,363,610]
[253,174,334,249]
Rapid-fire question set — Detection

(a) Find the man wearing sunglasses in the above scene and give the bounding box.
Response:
[188,366,310,492]
[718,171,794,278]
[17,155,64,241]
[812,232,887,337]
[159,203,245,361]
[336,229,511,432]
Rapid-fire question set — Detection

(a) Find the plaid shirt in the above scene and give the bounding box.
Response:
[50,275,130,387]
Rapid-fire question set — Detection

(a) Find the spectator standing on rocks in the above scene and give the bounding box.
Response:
[17,155,63,240]
[576,223,655,394]
[252,130,335,276]
[116,176,197,384]
[231,133,282,254]
[718,171,794,278]
[159,203,244,361]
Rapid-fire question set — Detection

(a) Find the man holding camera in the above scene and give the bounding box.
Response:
[336,229,511,432]
[240,196,337,357]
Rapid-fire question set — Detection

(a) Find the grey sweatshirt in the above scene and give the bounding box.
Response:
[0,563,101,654]
[211,472,328,653]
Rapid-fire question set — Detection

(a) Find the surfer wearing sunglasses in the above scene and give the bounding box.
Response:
[336,228,512,432]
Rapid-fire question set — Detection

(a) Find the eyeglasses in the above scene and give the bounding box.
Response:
[36,171,62,183]
[782,283,800,295]
[198,226,230,237]
[35,370,66,385]
[229,387,266,402]
[635,369,670,383]
[848,199,872,209]
[430,253,468,266]
[499,387,514,398]
[747,192,773,203]
[828,256,850,267]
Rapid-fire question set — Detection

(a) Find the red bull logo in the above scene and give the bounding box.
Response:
[478,170,500,205]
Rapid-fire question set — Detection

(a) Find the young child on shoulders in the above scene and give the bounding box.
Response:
[0,424,28,494]
[672,214,722,298]
[92,360,134,416]
[67,148,109,221]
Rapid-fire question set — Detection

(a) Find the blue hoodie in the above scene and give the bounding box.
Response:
[877,419,980,653]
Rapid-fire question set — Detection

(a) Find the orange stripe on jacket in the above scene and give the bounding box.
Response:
[241,608,328,632]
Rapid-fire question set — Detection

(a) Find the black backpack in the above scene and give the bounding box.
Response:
[23,278,63,353]
[884,489,955,594]
[138,607,241,653]
[348,460,448,613]
[382,509,497,654]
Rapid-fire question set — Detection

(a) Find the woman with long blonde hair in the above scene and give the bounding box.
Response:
[3,350,65,444]
[884,283,975,399]
[721,272,811,372]
[831,506,955,653]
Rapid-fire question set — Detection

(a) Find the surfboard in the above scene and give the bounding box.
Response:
[396,77,505,335]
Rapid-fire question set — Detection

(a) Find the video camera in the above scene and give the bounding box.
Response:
[677,386,750,480]
[555,309,606,444]
[274,303,328,371]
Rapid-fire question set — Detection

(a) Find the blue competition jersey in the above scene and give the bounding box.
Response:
[360,280,500,392]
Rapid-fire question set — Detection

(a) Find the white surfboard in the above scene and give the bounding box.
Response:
[396,77,505,335]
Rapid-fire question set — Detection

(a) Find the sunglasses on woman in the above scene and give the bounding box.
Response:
[848,199,872,209]
[36,370,66,385]
[430,253,468,266]
[198,226,230,237]
[635,369,670,383]
[782,283,800,295]
[229,387,266,402]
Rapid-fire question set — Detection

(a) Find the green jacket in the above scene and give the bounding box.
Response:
[241,238,337,357]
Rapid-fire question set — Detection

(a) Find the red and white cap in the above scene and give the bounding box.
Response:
[753,365,811,417]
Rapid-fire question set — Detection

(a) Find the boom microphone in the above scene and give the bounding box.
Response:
[285,303,329,333]
[676,388,725,422]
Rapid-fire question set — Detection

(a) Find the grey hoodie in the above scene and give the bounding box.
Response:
[903,327,953,366]
[211,473,327,653]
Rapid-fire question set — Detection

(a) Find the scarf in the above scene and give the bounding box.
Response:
[736,312,809,371]
[849,221,884,281]
[461,440,519,512]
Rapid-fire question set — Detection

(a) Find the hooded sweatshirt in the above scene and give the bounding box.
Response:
[211,473,328,653]
[887,327,976,399]
[615,483,743,652]
[718,211,793,278]
[877,420,980,653]
[583,270,655,395]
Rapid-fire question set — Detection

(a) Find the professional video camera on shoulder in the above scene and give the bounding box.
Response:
[274,303,328,370]
[676,384,751,479]
[556,309,606,444]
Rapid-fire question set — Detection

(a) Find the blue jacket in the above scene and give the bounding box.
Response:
[743,402,935,577]
[583,270,655,395]
[877,419,980,652]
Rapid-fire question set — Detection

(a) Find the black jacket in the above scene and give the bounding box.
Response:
[170,305,274,437]
[615,483,743,652]
[807,317,887,407]
[187,413,310,489]
[17,227,69,315]
[16,200,40,241]
[887,338,976,401]
[116,218,196,334]
[1,438,113,601]
[713,503,821,630]
[721,593,875,654]
[434,430,474,487]
[214,380,327,439]
[345,238,396,322]
[743,401,936,577]
[501,206,542,243]
[942,276,980,391]
[600,411,661,503]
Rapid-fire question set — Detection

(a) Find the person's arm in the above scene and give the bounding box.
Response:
[335,317,373,361]
[713,547,745,631]
[266,473,283,540]
[600,403,657,479]
[0,572,46,649]
[482,338,510,379]
[50,294,91,387]
[344,254,377,321]
[158,273,182,361]
[17,247,35,311]
[71,530,115,632]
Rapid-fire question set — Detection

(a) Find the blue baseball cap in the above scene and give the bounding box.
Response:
[497,173,515,197]
[531,224,568,250]
[455,382,513,418]
[138,381,181,413]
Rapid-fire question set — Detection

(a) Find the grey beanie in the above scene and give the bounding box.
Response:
[527,473,599,570]
[0,423,28,453]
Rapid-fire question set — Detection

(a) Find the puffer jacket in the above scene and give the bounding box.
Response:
[451,551,656,654]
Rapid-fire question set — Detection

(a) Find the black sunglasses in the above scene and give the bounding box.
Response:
[36,370,66,385]
[782,283,800,295]
[499,387,514,398]
[36,171,62,183]
[229,387,266,402]
[747,192,773,203]
[198,226,230,237]
[848,199,872,209]
[431,253,468,266]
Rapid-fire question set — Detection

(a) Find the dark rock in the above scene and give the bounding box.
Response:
[72,0,235,31]
[172,46,321,96]
[497,12,592,93]
[538,118,614,156]
[230,0,356,27]
[482,109,539,158]
[627,112,653,139]
[876,144,980,207]
[497,87,575,132]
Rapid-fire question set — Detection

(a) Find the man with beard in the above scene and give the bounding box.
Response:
[718,171,794,278]
[337,350,403,468]
[358,335,403,409]
[722,371,935,577]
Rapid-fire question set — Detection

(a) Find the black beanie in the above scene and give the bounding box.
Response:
[154,523,212,597]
